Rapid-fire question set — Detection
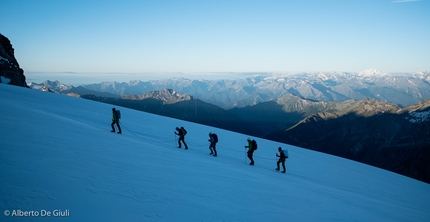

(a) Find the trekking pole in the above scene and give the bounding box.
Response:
[174,134,177,147]
[245,149,247,164]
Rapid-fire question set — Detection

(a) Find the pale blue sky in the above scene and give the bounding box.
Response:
[2,0,429,77]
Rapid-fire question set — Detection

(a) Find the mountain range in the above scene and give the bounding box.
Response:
[28,70,430,109]
[62,70,430,109]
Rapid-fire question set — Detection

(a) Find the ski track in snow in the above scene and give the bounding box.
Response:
[0,83,429,221]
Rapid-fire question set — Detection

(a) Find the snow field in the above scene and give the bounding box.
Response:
[0,83,429,221]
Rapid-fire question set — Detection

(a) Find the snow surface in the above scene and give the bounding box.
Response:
[407,110,430,123]
[0,83,429,221]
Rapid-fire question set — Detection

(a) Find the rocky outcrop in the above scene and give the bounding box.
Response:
[0,34,27,87]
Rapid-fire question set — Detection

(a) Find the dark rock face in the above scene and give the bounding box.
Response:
[0,34,27,87]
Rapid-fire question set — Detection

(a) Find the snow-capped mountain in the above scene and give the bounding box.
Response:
[357,68,388,77]
[69,71,430,109]
[1,83,430,221]
[28,80,72,92]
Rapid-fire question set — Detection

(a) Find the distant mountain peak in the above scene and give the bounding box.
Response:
[28,80,72,92]
[122,88,192,104]
[357,69,388,77]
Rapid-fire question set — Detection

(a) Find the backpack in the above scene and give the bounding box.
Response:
[116,110,121,119]
[213,134,218,143]
[252,140,257,150]
[181,128,187,136]
[283,149,289,158]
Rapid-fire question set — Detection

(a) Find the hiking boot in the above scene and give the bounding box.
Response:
[249,162,254,165]
[213,154,217,157]
[275,168,279,171]
[118,132,122,134]
[282,171,286,173]
[111,130,115,133]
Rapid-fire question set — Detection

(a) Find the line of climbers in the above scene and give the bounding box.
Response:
[110,107,289,173]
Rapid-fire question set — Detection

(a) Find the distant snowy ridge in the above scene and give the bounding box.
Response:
[28,80,72,92]
[357,68,388,77]
[51,70,429,109]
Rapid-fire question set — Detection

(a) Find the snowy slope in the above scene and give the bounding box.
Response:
[0,83,429,222]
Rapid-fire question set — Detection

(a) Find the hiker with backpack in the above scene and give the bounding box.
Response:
[276,147,288,173]
[208,132,218,157]
[175,127,188,149]
[244,138,257,165]
[111,108,122,134]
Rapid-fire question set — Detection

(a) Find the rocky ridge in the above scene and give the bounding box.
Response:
[0,34,27,87]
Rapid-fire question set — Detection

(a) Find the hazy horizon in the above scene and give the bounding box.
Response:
[25,69,430,86]
[25,71,270,86]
